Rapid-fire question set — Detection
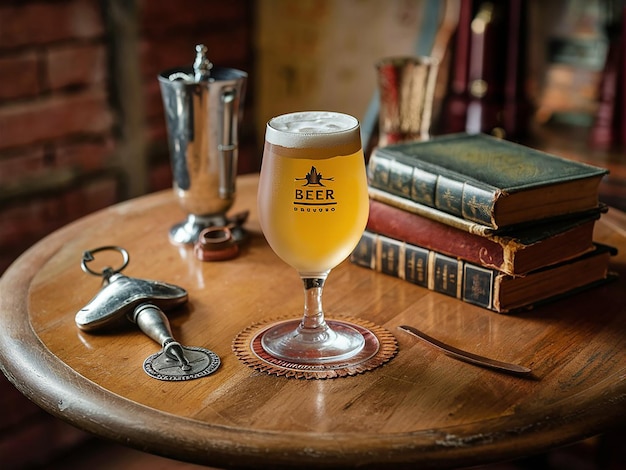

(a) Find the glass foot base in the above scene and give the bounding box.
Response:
[260,319,365,364]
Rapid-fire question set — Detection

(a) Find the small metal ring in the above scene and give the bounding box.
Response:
[198,226,232,249]
[194,227,239,261]
[81,246,130,277]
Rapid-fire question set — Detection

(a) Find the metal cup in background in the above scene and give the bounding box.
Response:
[158,45,247,245]
[376,56,439,147]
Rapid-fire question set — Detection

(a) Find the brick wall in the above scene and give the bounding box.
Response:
[0,0,117,274]
[0,0,255,467]
[138,0,258,200]
[0,0,257,275]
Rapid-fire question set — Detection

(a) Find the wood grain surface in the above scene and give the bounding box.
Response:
[0,174,625,469]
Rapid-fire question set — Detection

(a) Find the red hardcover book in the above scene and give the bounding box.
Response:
[367,198,600,276]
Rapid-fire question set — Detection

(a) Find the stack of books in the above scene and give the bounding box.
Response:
[351,133,617,313]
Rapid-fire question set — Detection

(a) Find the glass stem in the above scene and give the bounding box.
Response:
[299,272,329,332]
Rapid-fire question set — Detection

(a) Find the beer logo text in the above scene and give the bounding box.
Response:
[294,166,336,212]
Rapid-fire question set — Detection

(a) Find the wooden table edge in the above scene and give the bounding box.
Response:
[1,185,625,469]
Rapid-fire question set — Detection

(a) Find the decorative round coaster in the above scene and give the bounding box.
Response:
[232,317,398,379]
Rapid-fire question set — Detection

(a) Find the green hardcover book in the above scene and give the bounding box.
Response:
[367,133,608,230]
[350,231,616,313]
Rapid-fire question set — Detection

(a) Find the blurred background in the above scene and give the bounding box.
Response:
[0,0,624,468]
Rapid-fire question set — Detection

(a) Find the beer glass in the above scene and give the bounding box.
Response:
[257,111,369,363]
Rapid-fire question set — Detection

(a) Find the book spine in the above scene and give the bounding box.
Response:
[367,151,498,227]
[350,231,497,311]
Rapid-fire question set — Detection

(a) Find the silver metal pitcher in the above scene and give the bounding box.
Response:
[158,45,247,245]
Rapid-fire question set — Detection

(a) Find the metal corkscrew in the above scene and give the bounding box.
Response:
[75,246,220,381]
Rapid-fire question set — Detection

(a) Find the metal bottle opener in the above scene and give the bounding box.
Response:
[75,246,220,381]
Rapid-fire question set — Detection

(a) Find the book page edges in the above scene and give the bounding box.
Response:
[493,246,614,312]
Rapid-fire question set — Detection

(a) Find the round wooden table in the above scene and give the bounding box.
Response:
[1,174,625,469]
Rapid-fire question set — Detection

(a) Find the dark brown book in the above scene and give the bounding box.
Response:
[367,198,600,276]
[350,231,616,314]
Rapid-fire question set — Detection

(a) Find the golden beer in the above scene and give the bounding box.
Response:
[258,143,369,273]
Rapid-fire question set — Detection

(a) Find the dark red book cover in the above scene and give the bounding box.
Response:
[366,198,597,276]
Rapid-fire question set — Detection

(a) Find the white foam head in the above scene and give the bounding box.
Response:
[266,111,360,148]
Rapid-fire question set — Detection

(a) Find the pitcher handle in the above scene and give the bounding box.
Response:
[218,86,239,200]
